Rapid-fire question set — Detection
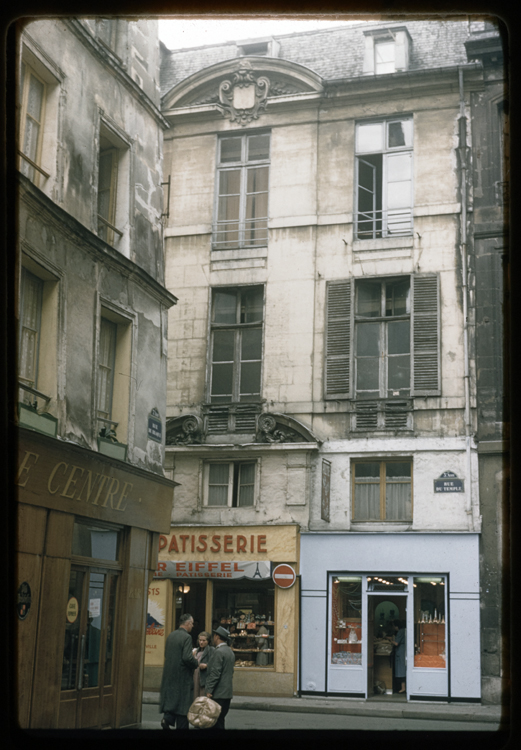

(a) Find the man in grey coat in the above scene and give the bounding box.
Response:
[205,626,235,730]
[159,613,199,730]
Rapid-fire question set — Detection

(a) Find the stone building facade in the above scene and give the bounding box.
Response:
[15,18,177,728]
[152,19,506,702]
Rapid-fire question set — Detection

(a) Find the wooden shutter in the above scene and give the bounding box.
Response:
[411,274,440,396]
[325,280,352,399]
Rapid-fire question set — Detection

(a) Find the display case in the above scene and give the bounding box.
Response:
[413,577,446,669]
[213,580,275,668]
[229,617,275,668]
[414,621,446,668]
[331,576,362,665]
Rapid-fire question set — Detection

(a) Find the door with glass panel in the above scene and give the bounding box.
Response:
[59,566,118,728]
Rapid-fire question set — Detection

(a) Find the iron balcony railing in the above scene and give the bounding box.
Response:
[212,217,268,250]
[356,208,413,240]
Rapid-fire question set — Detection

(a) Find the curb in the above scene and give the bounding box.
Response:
[143,694,503,724]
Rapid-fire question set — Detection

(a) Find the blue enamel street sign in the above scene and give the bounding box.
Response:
[148,408,162,443]
[434,470,464,493]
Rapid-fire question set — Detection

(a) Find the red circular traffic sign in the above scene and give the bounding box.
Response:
[272,564,296,589]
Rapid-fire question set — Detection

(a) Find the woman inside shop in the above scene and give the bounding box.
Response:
[193,631,214,698]
[387,620,406,693]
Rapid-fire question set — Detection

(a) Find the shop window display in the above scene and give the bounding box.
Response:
[331,577,362,665]
[413,577,446,668]
[213,580,275,668]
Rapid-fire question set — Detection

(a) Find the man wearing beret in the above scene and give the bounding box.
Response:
[159,613,199,730]
[205,626,235,730]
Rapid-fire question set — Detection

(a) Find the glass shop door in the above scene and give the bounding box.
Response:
[367,588,408,698]
[59,566,119,728]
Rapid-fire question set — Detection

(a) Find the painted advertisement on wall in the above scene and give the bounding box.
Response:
[145,580,168,666]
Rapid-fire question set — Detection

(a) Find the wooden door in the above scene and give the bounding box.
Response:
[59,566,118,728]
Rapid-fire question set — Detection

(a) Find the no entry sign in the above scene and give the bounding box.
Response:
[272,564,296,589]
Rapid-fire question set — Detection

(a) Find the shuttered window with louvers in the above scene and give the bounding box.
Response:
[411,275,440,396]
[325,280,353,399]
[325,274,440,401]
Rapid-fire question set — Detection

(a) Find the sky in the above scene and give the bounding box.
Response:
[158,17,363,50]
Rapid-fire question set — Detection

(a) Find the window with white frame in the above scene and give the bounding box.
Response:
[213,132,270,250]
[19,61,48,184]
[375,39,396,73]
[205,461,257,507]
[19,268,43,394]
[96,18,118,51]
[209,286,264,404]
[355,117,413,239]
[362,28,411,76]
[352,459,412,521]
[97,123,129,251]
[97,317,117,423]
[97,308,132,442]
[18,257,59,412]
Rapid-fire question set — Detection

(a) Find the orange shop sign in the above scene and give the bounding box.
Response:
[159,532,268,554]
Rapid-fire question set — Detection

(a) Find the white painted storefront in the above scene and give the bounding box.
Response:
[299,533,481,701]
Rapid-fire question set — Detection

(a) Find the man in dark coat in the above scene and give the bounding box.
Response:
[205,626,235,730]
[159,612,199,730]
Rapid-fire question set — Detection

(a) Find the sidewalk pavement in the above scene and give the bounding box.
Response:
[143,691,506,726]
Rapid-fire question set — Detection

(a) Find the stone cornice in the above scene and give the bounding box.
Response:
[18,173,177,309]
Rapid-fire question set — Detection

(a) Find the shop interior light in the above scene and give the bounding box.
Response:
[415,577,443,583]
[336,577,361,582]
[177,584,190,594]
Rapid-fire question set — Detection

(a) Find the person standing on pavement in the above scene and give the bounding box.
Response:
[205,626,235,730]
[159,613,199,730]
[388,619,406,693]
[193,631,214,698]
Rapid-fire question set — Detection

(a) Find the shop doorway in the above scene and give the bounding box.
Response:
[59,565,119,728]
[367,593,406,699]
[172,580,207,646]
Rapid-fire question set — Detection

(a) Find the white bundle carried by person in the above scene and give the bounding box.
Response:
[187,696,222,729]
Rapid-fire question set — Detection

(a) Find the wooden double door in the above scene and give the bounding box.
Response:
[59,565,119,728]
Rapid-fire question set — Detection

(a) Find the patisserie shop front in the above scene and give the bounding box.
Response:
[144,524,300,697]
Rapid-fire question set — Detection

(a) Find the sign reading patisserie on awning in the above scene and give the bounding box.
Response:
[155,560,271,580]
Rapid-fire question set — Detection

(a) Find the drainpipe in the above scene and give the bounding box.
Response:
[457,67,479,532]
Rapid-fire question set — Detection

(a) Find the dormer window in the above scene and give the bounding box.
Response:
[363,27,412,75]
[237,38,279,58]
[375,39,396,74]
[240,42,268,56]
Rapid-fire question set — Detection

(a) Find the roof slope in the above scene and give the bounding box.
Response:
[160,19,479,98]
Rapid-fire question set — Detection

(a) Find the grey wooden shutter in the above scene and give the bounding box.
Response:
[411,274,440,396]
[325,280,352,399]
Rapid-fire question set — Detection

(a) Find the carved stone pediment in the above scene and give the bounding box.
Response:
[256,412,318,444]
[163,58,324,115]
[166,415,203,445]
[218,60,270,126]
